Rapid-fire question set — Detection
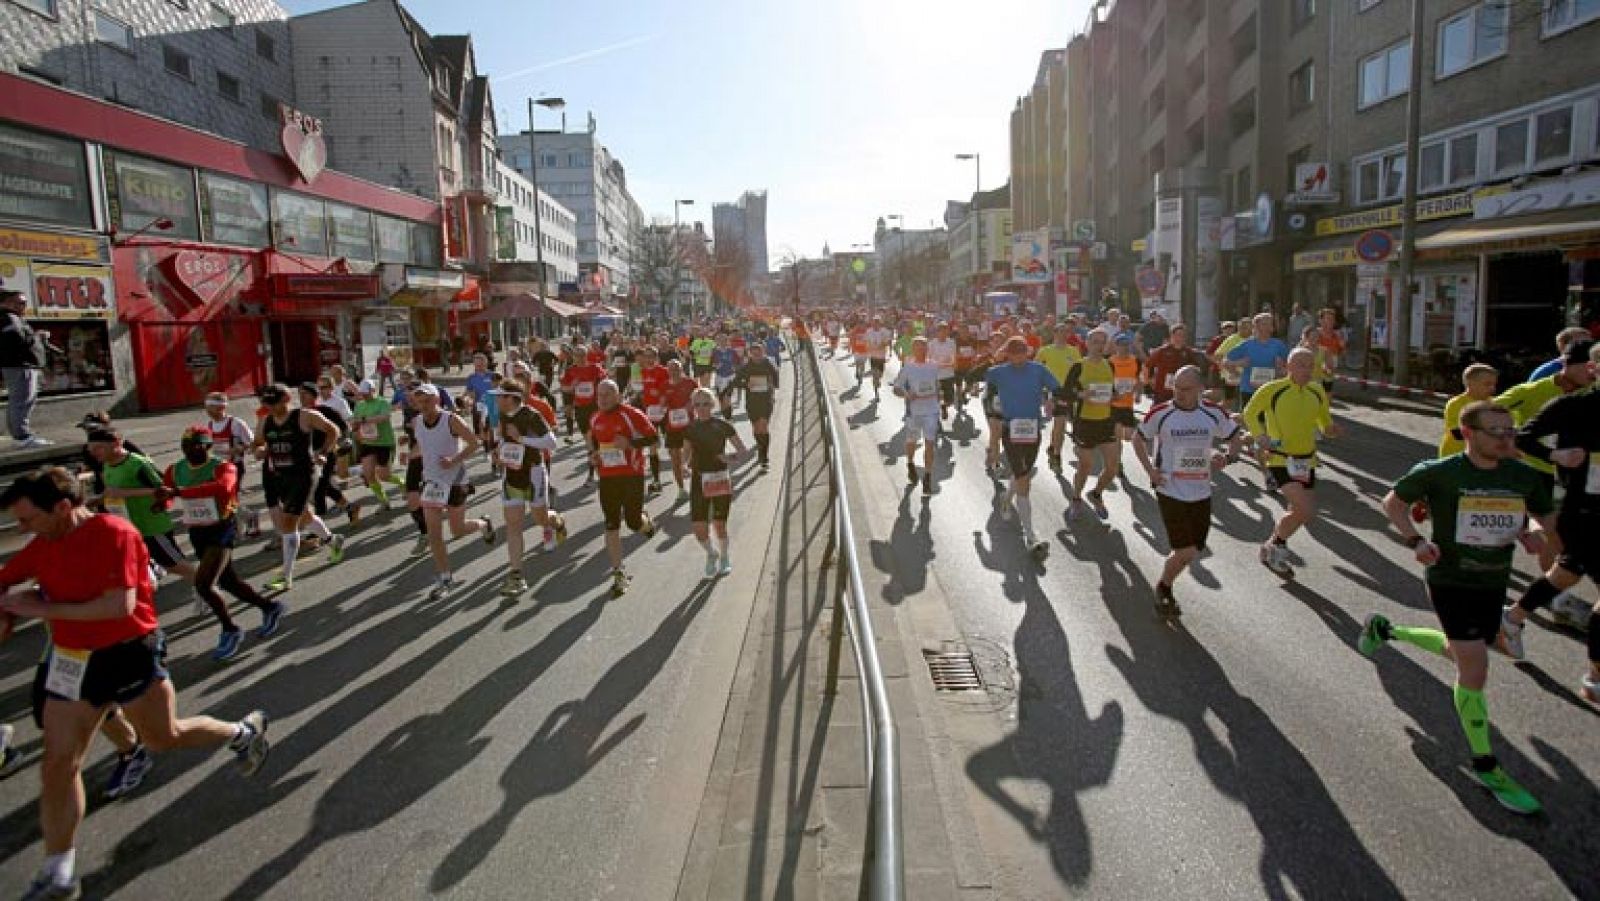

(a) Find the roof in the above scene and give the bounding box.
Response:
[973,182,1011,211]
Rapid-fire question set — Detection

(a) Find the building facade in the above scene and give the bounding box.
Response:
[711,190,770,304]
[1,0,296,153]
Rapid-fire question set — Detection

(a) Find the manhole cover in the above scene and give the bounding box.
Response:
[923,649,984,692]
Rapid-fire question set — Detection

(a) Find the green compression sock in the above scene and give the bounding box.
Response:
[1453,684,1494,759]
[1391,626,1448,657]
[370,481,389,503]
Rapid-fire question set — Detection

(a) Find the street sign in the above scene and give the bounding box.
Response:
[1357,262,1390,279]
[1072,219,1096,242]
[1135,266,1165,299]
[1355,229,1395,263]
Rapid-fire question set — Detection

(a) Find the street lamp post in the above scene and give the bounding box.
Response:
[956,153,981,311]
[674,198,694,321]
[527,95,566,326]
[1392,0,1426,386]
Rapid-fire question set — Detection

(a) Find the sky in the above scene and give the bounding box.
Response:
[283,0,1097,262]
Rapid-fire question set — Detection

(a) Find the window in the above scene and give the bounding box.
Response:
[1359,0,1383,9]
[1231,14,1257,66]
[201,172,269,247]
[1187,121,1206,160]
[1234,165,1252,209]
[0,124,94,227]
[1230,90,1256,138]
[271,190,328,256]
[1144,20,1165,68]
[1148,141,1165,176]
[1146,85,1165,120]
[259,92,280,120]
[1437,3,1508,78]
[208,2,234,31]
[1449,133,1478,183]
[1420,141,1446,191]
[1286,144,1312,192]
[1534,106,1573,164]
[1495,119,1528,173]
[1359,40,1410,108]
[327,203,374,261]
[255,30,275,62]
[1358,159,1381,204]
[1291,0,1315,31]
[1289,61,1315,111]
[163,45,192,79]
[216,71,240,102]
[1381,151,1405,198]
[1543,0,1600,36]
[93,10,133,50]
[11,0,56,16]
[541,153,558,168]
[108,152,201,240]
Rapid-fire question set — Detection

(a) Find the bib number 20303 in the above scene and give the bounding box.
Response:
[1456,496,1524,547]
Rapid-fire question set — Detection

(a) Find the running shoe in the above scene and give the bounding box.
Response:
[301,535,322,554]
[347,504,362,525]
[718,554,733,576]
[1260,542,1293,578]
[264,574,291,593]
[256,601,288,639]
[1087,491,1109,522]
[611,569,630,597]
[640,514,657,538]
[410,535,430,557]
[480,517,497,546]
[19,876,80,900]
[327,534,347,564]
[1156,583,1182,618]
[1358,613,1392,657]
[428,576,454,600]
[1551,591,1593,632]
[1473,767,1542,815]
[648,480,663,495]
[213,628,245,661]
[705,552,719,579]
[103,745,152,800]
[1066,499,1084,523]
[501,573,527,598]
[1582,674,1599,706]
[0,724,22,780]
[232,710,270,776]
[1496,607,1526,661]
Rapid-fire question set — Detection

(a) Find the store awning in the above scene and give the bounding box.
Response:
[1417,207,1600,256]
[464,293,543,322]
[542,298,587,319]
[378,264,466,308]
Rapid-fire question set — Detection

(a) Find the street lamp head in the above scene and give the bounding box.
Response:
[677,199,695,206]
[955,153,976,161]
[536,97,566,109]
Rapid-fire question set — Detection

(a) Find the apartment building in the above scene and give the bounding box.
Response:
[712,190,770,303]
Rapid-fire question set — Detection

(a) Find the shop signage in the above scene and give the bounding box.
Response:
[165,250,239,307]
[1253,193,1275,240]
[0,256,30,294]
[1314,187,1503,236]
[0,124,95,229]
[0,226,108,264]
[1286,162,1339,206]
[270,273,378,298]
[110,153,200,241]
[1355,230,1395,263]
[495,206,516,260]
[200,173,270,248]
[1472,169,1600,220]
[1072,219,1096,242]
[30,264,115,319]
[278,104,327,185]
[1293,246,1395,271]
[185,353,219,370]
[1010,228,1051,283]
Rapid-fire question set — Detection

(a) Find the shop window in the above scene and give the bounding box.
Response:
[328,203,374,261]
[1494,119,1528,174]
[1534,106,1573,165]
[1437,3,1508,78]
[163,44,192,80]
[200,171,269,247]
[93,9,134,51]
[1359,40,1410,109]
[0,123,94,228]
[1449,133,1478,183]
[409,222,441,267]
[1543,0,1600,36]
[385,321,412,351]
[107,151,201,240]
[0,320,116,398]
[271,189,328,256]
[375,215,410,263]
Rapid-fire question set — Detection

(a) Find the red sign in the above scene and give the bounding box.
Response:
[1355,229,1395,263]
[270,273,377,299]
[34,269,112,318]
[1135,266,1166,299]
[165,250,236,308]
[278,104,327,185]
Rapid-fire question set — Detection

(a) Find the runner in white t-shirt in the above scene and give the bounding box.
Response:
[893,337,944,495]
[864,317,894,399]
[927,324,959,420]
[1133,365,1243,618]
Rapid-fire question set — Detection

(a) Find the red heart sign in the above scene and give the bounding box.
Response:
[281,123,327,185]
[167,250,234,307]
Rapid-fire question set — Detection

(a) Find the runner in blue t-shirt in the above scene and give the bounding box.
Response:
[1225,312,1290,409]
[983,336,1061,560]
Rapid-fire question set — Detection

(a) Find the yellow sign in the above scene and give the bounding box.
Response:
[29,264,116,319]
[1313,186,1506,237]
[1131,239,1148,253]
[0,227,108,263]
[1293,246,1397,271]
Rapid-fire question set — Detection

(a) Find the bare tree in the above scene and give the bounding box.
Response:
[628,219,683,313]
[687,232,753,314]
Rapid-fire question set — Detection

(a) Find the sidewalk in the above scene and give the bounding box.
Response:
[675,351,964,900]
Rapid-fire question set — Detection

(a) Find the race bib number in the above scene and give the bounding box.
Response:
[104,498,129,519]
[358,423,379,442]
[668,408,691,428]
[45,646,91,701]
[1587,452,1600,495]
[498,442,526,468]
[179,497,220,527]
[748,376,770,393]
[598,444,627,469]
[1248,367,1274,390]
[1285,457,1313,482]
[1114,377,1136,398]
[647,404,665,422]
[911,380,937,399]
[420,481,450,508]
[1008,419,1040,444]
[1084,383,1114,405]
[574,383,595,402]
[1174,445,1210,480]
[1456,496,1525,547]
[271,454,295,469]
[701,470,732,497]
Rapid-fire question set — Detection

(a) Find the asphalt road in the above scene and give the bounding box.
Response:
[818,350,1600,901]
[0,380,793,900]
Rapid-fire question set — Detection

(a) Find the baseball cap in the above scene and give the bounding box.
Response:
[411,383,441,398]
[358,379,376,394]
[1113,333,1133,344]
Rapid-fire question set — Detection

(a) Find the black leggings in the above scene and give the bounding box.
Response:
[194,545,273,631]
[313,461,347,516]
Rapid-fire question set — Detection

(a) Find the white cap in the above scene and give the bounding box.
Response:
[358,379,376,394]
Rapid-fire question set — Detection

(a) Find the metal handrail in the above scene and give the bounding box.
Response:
[801,337,903,900]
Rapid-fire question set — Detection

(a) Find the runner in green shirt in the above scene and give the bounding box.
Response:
[1360,400,1555,815]
[351,380,397,510]
[88,427,195,581]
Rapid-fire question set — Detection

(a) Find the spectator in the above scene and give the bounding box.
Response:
[1136,310,1170,360]
[1287,304,1313,348]
[0,289,50,448]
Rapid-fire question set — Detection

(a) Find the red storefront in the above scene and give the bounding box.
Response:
[0,73,443,413]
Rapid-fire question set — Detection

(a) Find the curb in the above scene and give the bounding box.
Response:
[1331,374,1450,408]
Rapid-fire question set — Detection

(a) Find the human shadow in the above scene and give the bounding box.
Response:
[869,489,933,606]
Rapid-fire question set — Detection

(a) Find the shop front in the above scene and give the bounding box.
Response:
[0,231,120,399]
[376,265,482,370]
[265,270,379,385]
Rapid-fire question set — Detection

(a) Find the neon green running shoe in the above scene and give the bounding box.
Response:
[1358,613,1392,657]
[1474,767,1541,816]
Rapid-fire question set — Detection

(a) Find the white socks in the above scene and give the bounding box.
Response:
[43,849,75,887]
[280,531,300,580]
[307,516,333,541]
[1015,495,1034,543]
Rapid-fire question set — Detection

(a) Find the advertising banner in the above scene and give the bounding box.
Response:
[1010,228,1050,284]
[0,124,94,228]
[109,152,200,240]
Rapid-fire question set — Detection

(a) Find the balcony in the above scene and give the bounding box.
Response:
[460,170,500,201]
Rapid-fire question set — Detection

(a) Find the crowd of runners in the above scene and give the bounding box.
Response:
[805,303,1598,819]
[0,318,788,900]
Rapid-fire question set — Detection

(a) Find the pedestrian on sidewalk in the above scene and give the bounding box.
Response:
[0,289,51,448]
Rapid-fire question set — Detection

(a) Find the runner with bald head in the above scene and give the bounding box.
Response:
[1242,346,1341,579]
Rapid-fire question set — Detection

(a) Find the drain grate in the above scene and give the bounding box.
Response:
[923,649,984,692]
